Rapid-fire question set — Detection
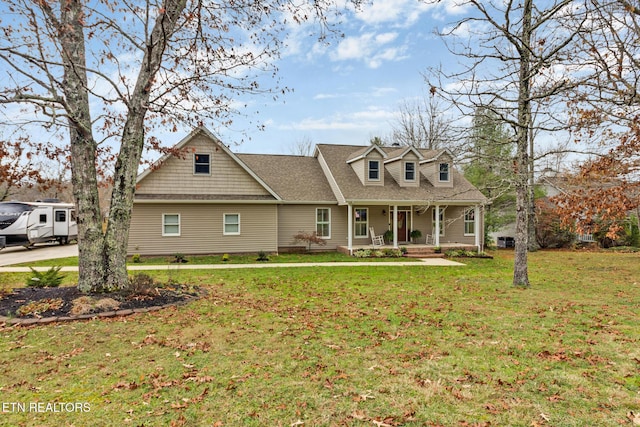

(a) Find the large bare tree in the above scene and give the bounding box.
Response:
[427,0,584,287]
[0,0,346,292]
[390,92,458,152]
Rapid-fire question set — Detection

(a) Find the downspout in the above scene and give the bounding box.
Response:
[347,203,353,254]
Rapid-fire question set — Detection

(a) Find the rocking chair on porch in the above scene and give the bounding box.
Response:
[369,227,384,248]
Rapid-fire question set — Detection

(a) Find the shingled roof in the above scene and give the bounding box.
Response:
[316,144,487,204]
[238,153,337,203]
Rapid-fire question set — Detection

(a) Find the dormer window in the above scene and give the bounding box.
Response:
[439,163,450,182]
[405,162,416,181]
[368,160,380,181]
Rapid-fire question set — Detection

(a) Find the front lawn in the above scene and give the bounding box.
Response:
[12,250,421,268]
[0,250,638,426]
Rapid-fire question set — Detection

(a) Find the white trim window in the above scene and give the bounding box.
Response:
[316,208,331,238]
[194,153,211,175]
[368,160,380,181]
[162,214,180,236]
[439,162,450,182]
[223,213,240,235]
[405,161,416,181]
[464,209,475,236]
[432,208,445,237]
[354,208,368,237]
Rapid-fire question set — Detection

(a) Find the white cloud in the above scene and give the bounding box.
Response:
[331,32,405,68]
[352,0,435,27]
[278,106,395,132]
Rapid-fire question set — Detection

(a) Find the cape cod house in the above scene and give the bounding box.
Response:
[127,127,488,255]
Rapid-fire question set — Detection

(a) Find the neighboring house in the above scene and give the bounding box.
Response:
[128,127,488,255]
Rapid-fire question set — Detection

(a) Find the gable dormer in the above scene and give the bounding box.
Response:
[346,145,387,186]
[384,146,424,188]
[420,149,454,188]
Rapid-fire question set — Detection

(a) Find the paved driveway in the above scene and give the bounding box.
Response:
[0,243,78,266]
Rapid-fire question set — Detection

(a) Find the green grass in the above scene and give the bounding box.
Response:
[12,250,420,268]
[1,250,639,426]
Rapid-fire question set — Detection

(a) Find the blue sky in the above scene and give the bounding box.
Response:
[215,0,468,155]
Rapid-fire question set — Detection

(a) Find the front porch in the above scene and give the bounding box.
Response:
[337,242,479,258]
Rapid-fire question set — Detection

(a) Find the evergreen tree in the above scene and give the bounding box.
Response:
[463,107,516,247]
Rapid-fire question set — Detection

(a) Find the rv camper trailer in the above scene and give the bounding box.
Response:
[0,201,78,249]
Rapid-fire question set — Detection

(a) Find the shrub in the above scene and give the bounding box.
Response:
[222,253,230,262]
[535,199,575,248]
[172,253,188,263]
[127,273,158,296]
[293,231,327,251]
[131,254,142,263]
[382,248,403,258]
[353,249,372,258]
[26,266,64,288]
[257,251,269,261]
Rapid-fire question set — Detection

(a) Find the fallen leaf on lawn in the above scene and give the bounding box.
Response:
[628,411,640,425]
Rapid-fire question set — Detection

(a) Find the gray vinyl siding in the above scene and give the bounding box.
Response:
[128,203,277,255]
[386,152,420,188]
[365,152,384,186]
[136,134,271,197]
[277,205,348,250]
[414,206,479,245]
[352,206,391,245]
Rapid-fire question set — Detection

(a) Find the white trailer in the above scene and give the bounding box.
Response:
[0,201,78,249]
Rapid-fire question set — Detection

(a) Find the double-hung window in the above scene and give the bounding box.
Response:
[194,153,211,175]
[368,160,380,181]
[405,162,416,181]
[354,208,368,237]
[439,163,450,182]
[163,214,180,236]
[464,209,475,236]
[316,208,331,238]
[223,213,240,235]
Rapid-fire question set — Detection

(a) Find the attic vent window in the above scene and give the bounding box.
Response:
[368,160,380,181]
[439,163,450,182]
[194,154,210,175]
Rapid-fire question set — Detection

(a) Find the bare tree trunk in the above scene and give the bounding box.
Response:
[59,0,106,292]
[513,0,532,287]
[528,126,539,252]
[103,0,188,290]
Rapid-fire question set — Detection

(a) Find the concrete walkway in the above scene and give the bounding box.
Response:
[0,258,464,273]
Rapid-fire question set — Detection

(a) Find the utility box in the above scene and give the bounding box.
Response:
[497,236,515,248]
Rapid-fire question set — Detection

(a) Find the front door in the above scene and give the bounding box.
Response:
[53,209,68,236]
[396,211,409,242]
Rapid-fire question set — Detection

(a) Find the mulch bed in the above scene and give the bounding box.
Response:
[0,285,199,320]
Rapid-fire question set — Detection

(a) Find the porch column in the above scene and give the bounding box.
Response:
[474,205,481,253]
[434,204,440,247]
[347,203,353,253]
[392,205,398,248]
